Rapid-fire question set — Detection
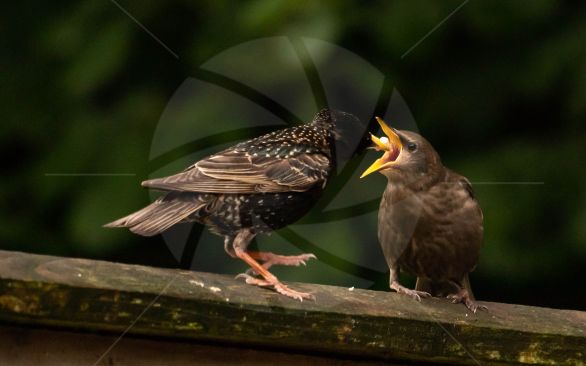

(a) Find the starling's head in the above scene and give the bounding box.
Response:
[312,108,366,161]
[360,117,442,184]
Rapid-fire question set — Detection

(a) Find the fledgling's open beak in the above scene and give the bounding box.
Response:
[360,117,403,178]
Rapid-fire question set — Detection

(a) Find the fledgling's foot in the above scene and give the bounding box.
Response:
[390,281,431,302]
[235,273,315,302]
[447,289,488,313]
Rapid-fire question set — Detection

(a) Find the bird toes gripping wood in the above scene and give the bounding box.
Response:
[447,290,488,313]
[232,232,316,302]
[390,281,431,302]
[235,273,315,301]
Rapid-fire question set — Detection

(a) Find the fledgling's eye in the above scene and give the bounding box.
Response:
[407,142,417,152]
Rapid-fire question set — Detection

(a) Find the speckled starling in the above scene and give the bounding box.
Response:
[105,108,362,301]
[361,117,486,312]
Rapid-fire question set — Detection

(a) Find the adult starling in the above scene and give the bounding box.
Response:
[361,117,486,312]
[105,108,362,301]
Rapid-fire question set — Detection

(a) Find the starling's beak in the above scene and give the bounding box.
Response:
[360,117,403,178]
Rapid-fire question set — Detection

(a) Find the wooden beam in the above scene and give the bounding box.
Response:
[0,325,397,366]
[0,250,584,365]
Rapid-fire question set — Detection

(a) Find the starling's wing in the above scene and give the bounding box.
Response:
[141,150,330,194]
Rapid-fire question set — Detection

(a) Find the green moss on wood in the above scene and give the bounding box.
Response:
[0,250,584,366]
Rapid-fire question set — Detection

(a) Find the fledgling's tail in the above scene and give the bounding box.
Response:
[104,193,208,236]
[415,274,475,300]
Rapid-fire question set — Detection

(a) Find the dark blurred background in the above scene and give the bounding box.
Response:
[2,1,585,310]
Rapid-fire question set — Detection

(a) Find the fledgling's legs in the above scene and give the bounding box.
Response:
[389,266,431,302]
[232,229,314,301]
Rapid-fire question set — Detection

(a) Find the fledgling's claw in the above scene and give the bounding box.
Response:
[390,281,431,302]
[447,290,488,313]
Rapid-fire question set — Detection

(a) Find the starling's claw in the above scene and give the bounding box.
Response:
[265,253,316,268]
[248,252,317,271]
[235,273,272,287]
[244,267,259,276]
[235,273,314,301]
[273,283,315,302]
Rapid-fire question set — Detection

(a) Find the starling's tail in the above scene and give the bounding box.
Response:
[104,193,208,236]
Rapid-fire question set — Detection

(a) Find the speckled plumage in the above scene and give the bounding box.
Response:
[105,108,361,300]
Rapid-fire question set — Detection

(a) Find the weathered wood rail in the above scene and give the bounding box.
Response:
[0,250,584,365]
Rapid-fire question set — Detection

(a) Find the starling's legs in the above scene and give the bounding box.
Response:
[246,252,317,272]
[223,236,236,258]
[389,267,431,302]
[446,279,487,313]
[232,229,314,301]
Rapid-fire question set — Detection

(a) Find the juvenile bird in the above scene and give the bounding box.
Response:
[361,117,486,312]
[105,109,362,301]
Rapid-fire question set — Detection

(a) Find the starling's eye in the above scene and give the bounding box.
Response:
[407,142,417,152]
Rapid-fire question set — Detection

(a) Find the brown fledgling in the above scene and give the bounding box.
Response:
[361,117,486,312]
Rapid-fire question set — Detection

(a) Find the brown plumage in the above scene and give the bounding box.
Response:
[361,117,486,312]
[105,108,362,301]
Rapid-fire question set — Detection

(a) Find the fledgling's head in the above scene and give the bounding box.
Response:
[360,117,444,186]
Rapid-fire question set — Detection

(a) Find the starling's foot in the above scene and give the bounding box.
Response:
[390,282,431,302]
[235,273,272,287]
[273,282,315,301]
[246,252,317,275]
[447,289,488,313]
[235,273,314,301]
[262,253,317,269]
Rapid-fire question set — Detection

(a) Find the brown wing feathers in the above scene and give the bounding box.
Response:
[103,193,209,236]
[106,120,333,236]
[106,151,329,235]
[141,151,329,193]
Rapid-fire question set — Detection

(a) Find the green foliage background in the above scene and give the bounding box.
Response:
[2,1,585,309]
